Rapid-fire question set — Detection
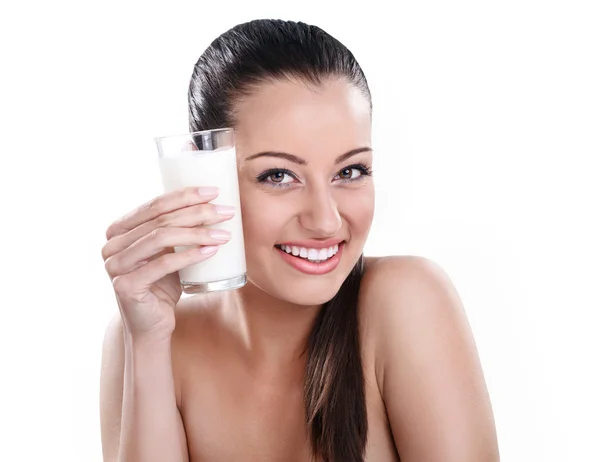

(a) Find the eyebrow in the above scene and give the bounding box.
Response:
[244,147,373,165]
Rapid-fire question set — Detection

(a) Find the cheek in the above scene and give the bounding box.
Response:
[337,186,375,234]
[239,188,292,245]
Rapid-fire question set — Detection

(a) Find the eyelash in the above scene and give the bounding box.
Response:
[255,163,373,189]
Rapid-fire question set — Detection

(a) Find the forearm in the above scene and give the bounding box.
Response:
[118,331,187,462]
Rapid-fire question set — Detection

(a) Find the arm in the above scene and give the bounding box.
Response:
[366,256,500,461]
[99,314,189,462]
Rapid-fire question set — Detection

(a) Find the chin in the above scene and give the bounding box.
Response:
[248,274,346,306]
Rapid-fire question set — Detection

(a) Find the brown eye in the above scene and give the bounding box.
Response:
[269,172,285,183]
[256,168,297,187]
[339,168,353,179]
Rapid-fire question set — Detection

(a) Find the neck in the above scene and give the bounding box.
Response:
[224,282,322,370]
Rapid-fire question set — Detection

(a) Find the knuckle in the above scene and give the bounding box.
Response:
[154,213,170,228]
[101,243,111,261]
[197,204,213,222]
[144,196,163,215]
[105,222,120,240]
[170,189,190,206]
[195,226,209,238]
[111,275,131,294]
[104,255,120,276]
[148,227,166,243]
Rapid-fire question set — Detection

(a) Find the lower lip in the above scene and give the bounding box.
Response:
[275,243,344,275]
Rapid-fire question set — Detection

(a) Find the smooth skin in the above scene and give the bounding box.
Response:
[100,77,500,462]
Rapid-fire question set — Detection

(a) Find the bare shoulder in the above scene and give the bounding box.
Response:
[358,254,477,382]
[359,254,462,334]
[359,255,455,365]
[358,255,500,461]
[361,254,454,298]
[359,254,484,377]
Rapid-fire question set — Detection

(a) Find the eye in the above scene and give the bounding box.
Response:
[334,163,373,182]
[337,168,360,180]
[266,171,294,184]
[256,168,297,187]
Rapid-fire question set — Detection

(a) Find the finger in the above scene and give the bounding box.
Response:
[121,247,170,274]
[112,245,220,297]
[105,186,219,241]
[101,202,236,261]
[104,227,231,277]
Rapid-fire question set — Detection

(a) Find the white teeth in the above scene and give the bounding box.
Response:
[308,249,319,260]
[277,242,343,263]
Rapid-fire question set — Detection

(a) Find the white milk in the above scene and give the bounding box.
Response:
[158,147,246,284]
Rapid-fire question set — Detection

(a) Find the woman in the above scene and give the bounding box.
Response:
[100,19,499,462]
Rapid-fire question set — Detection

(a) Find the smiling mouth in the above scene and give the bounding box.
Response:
[274,242,343,263]
[274,241,345,276]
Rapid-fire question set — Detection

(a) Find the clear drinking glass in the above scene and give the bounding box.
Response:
[155,128,247,293]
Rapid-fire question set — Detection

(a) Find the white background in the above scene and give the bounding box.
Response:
[1,0,598,461]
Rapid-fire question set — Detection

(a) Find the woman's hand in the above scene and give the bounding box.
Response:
[101,186,235,341]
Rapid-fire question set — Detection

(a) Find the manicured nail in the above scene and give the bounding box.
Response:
[200,245,219,254]
[198,187,219,197]
[214,205,236,216]
[209,229,231,241]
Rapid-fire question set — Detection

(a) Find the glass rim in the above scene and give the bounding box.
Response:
[154,127,233,143]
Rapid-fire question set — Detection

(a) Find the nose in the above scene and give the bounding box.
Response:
[298,187,342,237]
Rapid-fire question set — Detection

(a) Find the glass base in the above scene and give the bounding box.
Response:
[181,273,247,294]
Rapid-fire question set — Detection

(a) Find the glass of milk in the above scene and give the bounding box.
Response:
[154,128,247,294]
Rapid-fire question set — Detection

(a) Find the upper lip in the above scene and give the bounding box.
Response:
[276,238,345,249]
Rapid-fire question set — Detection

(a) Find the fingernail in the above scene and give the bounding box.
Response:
[200,245,219,254]
[215,205,236,216]
[198,187,219,196]
[209,229,231,241]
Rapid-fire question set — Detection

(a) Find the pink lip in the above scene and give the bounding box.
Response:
[275,242,344,275]
[276,238,345,249]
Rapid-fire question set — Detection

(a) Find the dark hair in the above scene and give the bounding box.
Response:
[188,19,371,462]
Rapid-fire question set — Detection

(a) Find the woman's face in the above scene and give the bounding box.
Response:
[234,77,374,306]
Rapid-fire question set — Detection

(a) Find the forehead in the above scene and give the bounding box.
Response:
[232,77,372,159]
